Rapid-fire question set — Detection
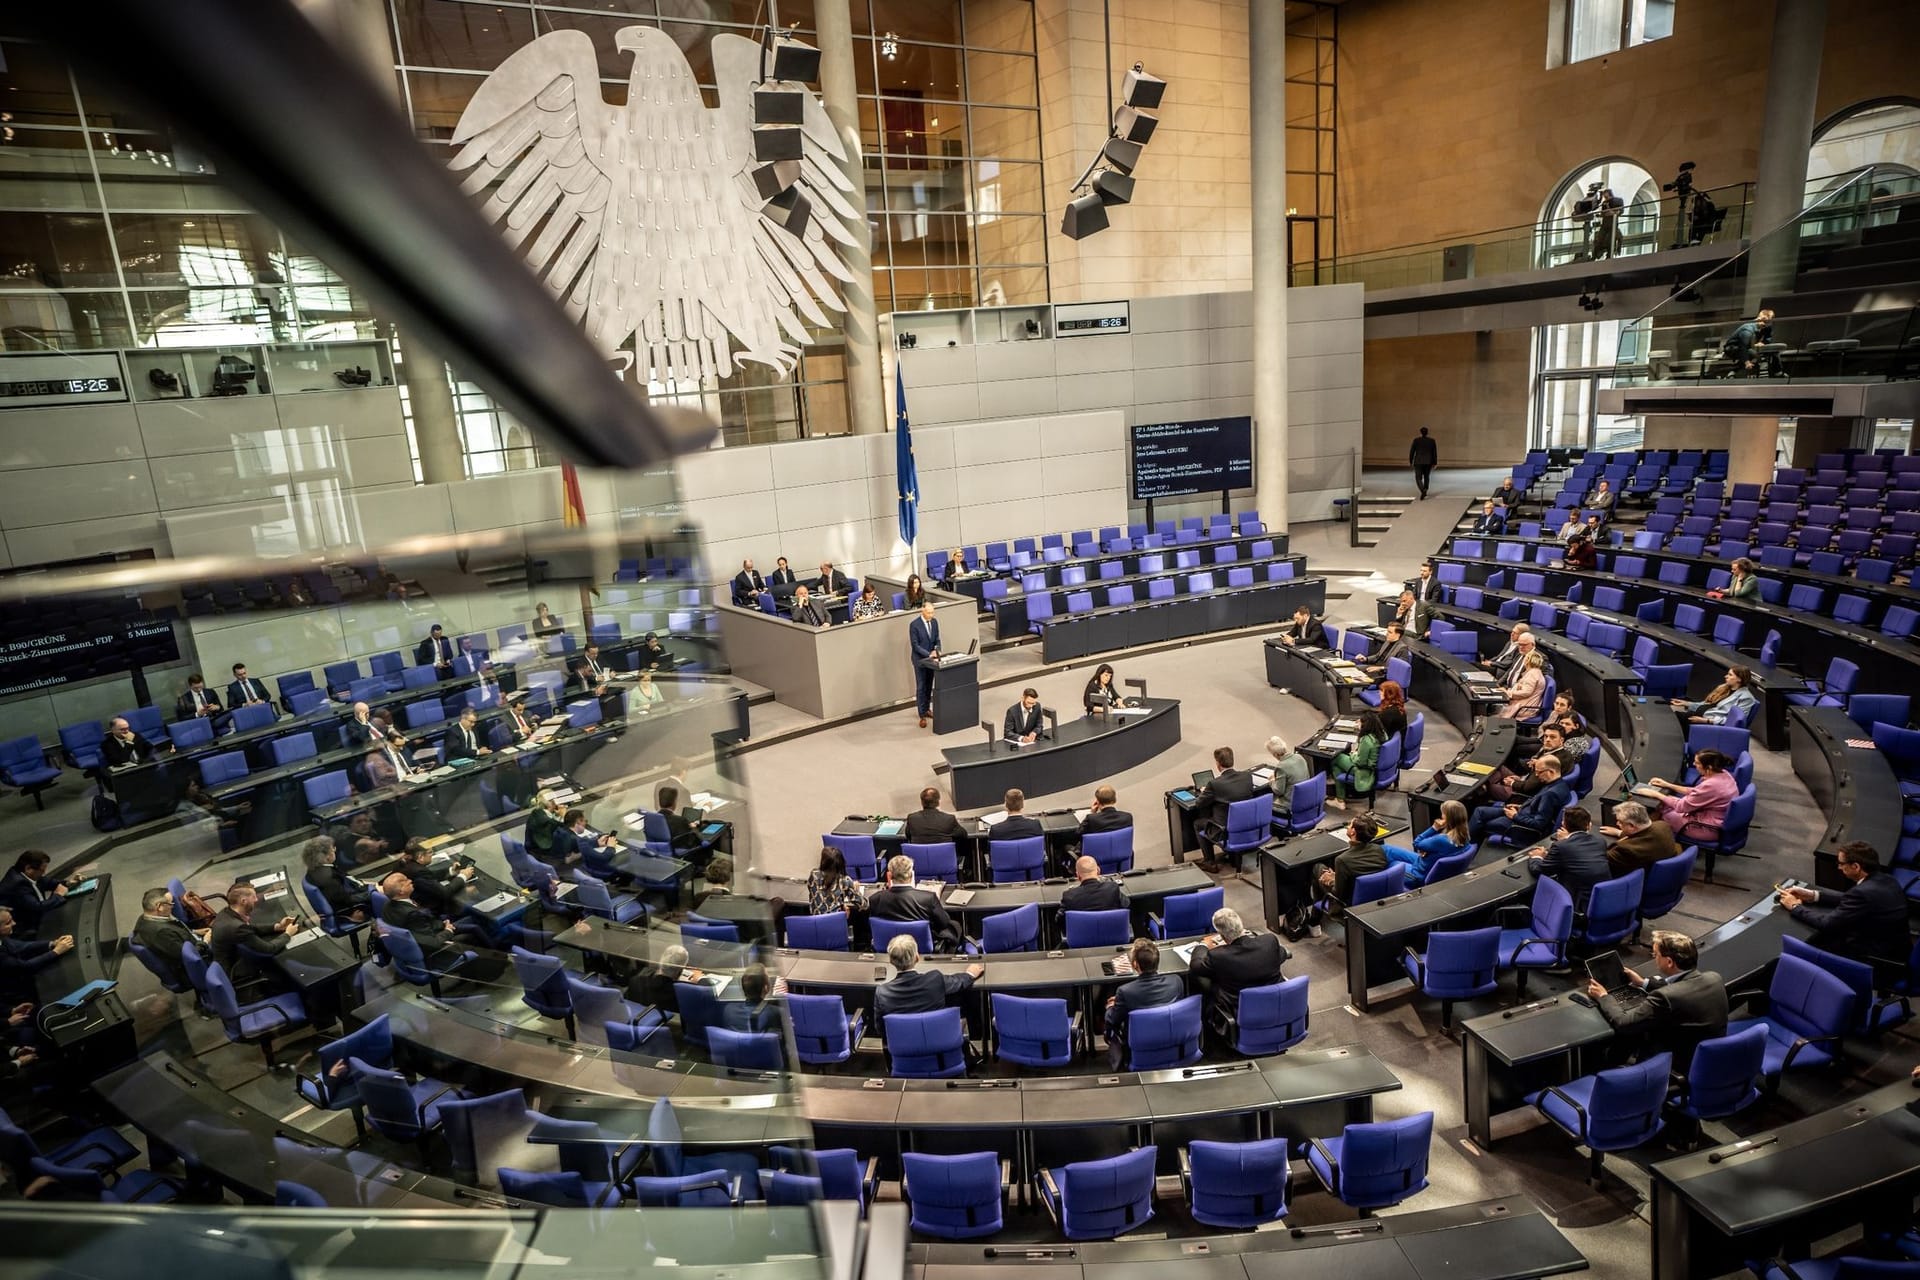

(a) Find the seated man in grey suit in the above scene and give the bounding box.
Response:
[872,934,983,1031]
[1104,937,1187,1067]
[790,584,831,627]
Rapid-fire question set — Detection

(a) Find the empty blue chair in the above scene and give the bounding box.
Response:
[1063,908,1131,949]
[1578,868,1644,947]
[646,1096,760,1187]
[1670,1025,1767,1129]
[901,1152,1004,1239]
[1150,885,1223,939]
[56,722,106,774]
[230,701,277,733]
[675,980,724,1049]
[1276,773,1326,835]
[1641,663,1693,701]
[709,1026,784,1071]
[886,1008,968,1078]
[1726,953,1858,1083]
[1636,847,1698,928]
[166,717,215,750]
[1527,1053,1670,1182]
[991,993,1081,1067]
[1787,657,1861,709]
[1223,975,1309,1055]
[784,912,850,950]
[822,832,879,882]
[268,731,318,766]
[1497,875,1574,991]
[901,840,958,882]
[989,836,1045,882]
[1219,792,1276,869]
[1421,844,1479,886]
[788,993,863,1065]
[203,962,309,1067]
[1781,936,1907,1035]
[511,946,575,1033]
[323,660,361,696]
[1182,1138,1290,1229]
[1037,1146,1157,1240]
[0,737,60,809]
[1401,925,1500,1030]
[680,917,739,945]
[1305,1112,1434,1215]
[1848,694,1912,734]
[980,902,1040,953]
[302,770,353,813]
[869,917,934,954]
[572,871,646,924]
[1127,993,1203,1070]
[198,751,250,788]
[1348,863,1406,906]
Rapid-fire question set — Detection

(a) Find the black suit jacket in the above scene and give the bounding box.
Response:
[1079,807,1133,836]
[874,967,974,1024]
[993,815,1044,843]
[416,635,453,668]
[132,914,201,988]
[903,806,967,846]
[791,598,830,627]
[176,687,223,719]
[815,569,850,596]
[1187,932,1289,1013]
[1597,967,1729,1073]
[441,723,484,762]
[101,733,154,768]
[227,676,271,708]
[0,871,61,932]
[0,936,57,1001]
[406,866,466,917]
[868,884,961,947]
[1533,832,1611,905]
[731,570,765,603]
[1108,971,1187,1033]
[305,864,370,918]
[1003,703,1045,740]
[768,567,796,588]
[1060,878,1128,912]
[1410,575,1443,604]
[381,897,457,959]
[1793,874,1912,964]
[209,908,287,985]
[1281,616,1328,647]
[1199,769,1255,831]
[341,718,386,749]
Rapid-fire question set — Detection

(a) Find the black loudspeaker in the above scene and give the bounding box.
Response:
[1122,65,1166,109]
[1061,194,1109,240]
[1114,106,1158,145]
[752,160,802,200]
[1102,137,1143,174]
[769,36,821,83]
[753,123,803,162]
[1093,169,1134,206]
[753,83,805,125]
[763,187,811,237]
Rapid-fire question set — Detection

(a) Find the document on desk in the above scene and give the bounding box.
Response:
[472,891,518,913]
[1320,734,1357,749]
[286,929,321,949]
[1108,706,1150,718]
[1457,761,1496,776]
[946,889,975,906]
[1171,942,1202,964]
[1462,671,1499,684]
[1073,809,1091,823]
[978,810,1011,828]
[690,791,724,812]
[1446,773,1482,788]
[875,819,905,838]
[1250,769,1273,789]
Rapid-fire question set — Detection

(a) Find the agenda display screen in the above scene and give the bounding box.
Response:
[0,614,180,699]
[1130,417,1254,500]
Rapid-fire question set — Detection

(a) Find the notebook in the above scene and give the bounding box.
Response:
[49,979,115,1009]
[875,819,905,838]
[64,878,101,898]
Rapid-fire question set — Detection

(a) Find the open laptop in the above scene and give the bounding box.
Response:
[1191,770,1214,792]
[1583,952,1640,999]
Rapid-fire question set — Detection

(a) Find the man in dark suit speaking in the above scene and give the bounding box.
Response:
[909,601,941,729]
[1004,688,1045,743]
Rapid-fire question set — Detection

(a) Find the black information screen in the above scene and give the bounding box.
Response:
[1130,416,1253,500]
[0,614,179,699]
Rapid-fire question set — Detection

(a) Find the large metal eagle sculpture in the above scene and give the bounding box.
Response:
[449,26,858,387]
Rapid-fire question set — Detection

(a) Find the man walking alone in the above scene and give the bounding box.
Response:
[1409,427,1438,500]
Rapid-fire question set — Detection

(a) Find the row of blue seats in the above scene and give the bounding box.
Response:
[928,511,1267,577]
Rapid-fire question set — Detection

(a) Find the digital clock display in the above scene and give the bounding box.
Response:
[0,376,124,397]
[1056,317,1128,331]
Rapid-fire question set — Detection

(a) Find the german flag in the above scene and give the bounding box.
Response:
[561,462,586,528]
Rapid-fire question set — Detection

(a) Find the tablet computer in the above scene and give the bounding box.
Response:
[1583,951,1632,995]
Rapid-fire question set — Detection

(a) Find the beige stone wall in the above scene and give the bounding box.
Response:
[1036,0,1255,302]
[1361,331,1533,469]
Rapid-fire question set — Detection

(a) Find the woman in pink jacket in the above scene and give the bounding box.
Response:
[1645,750,1737,843]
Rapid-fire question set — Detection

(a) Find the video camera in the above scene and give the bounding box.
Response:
[1661,161,1697,197]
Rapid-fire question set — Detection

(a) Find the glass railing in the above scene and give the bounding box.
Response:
[1289,182,1758,290]
[1611,166,1920,386]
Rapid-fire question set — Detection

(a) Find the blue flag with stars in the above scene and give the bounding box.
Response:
[895,364,919,548]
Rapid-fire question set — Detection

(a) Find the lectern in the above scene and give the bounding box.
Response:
[931,655,979,735]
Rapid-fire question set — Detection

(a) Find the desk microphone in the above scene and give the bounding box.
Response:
[985,1248,1076,1259]
[1707,1135,1778,1164]
[1502,996,1559,1019]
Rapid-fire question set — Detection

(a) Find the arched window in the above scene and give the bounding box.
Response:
[1807,99,1920,222]
[1537,159,1660,269]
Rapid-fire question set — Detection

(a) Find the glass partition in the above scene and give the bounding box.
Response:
[1610,165,1920,386]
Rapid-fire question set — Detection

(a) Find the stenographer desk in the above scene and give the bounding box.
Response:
[1263,638,1373,717]
[1788,703,1904,891]
[909,1196,1587,1280]
[1344,847,1541,1011]
[1650,1080,1920,1280]
[944,698,1182,810]
[716,587,979,721]
[31,875,134,1077]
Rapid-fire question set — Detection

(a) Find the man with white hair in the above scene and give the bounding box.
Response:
[1184,905,1288,1017]
[1266,736,1312,792]
[1601,800,1681,875]
[872,934,983,1025]
[868,855,964,951]
[1481,623,1530,681]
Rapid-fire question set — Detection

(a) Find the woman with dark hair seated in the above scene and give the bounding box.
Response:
[1083,663,1131,715]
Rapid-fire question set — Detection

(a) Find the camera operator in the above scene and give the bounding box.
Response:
[1574,184,1624,260]
[1721,308,1778,378]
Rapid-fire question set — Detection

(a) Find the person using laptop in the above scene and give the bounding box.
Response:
[1004,688,1046,743]
[1583,930,1727,1073]
[1194,747,1255,872]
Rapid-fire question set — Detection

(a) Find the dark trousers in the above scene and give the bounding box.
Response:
[915,664,936,717]
[1413,464,1433,497]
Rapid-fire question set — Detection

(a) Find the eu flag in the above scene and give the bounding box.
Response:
[895,364,919,548]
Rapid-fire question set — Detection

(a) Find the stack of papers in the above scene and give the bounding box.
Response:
[1171,942,1203,964]
[875,819,904,838]
[286,929,321,949]
[1463,671,1498,684]
[1457,762,1496,776]
[978,810,1011,828]
[1321,734,1357,749]
[1072,809,1091,823]
[689,791,724,812]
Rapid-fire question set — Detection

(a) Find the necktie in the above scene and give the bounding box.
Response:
[194,691,204,710]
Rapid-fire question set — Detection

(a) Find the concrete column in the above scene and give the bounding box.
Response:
[1744,0,1827,312]
[1726,416,1784,487]
[1249,0,1289,531]
[299,0,467,484]
[815,0,886,438]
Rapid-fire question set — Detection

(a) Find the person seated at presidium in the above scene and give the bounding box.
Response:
[940,548,969,583]
[1640,750,1736,845]
[1469,756,1571,844]
[851,584,887,620]
[874,934,982,1025]
[815,561,850,597]
[1383,799,1471,886]
[767,558,797,590]
[1671,665,1756,726]
[1194,746,1254,872]
[1060,855,1127,912]
[731,558,766,605]
[869,855,965,951]
[1104,937,1185,1065]
[1527,806,1611,905]
[1004,688,1046,743]
[902,573,927,609]
[1776,841,1911,966]
[1584,929,1728,1074]
[1083,663,1132,715]
[1186,907,1289,1017]
[790,584,831,627]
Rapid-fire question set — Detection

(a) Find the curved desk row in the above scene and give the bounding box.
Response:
[1344,847,1541,1011]
[1396,637,1512,736]
[1263,637,1378,719]
[1787,703,1905,891]
[942,697,1183,810]
[1403,715,1518,841]
[30,874,133,1077]
[1601,693,1689,824]
[1038,577,1326,664]
[994,550,1306,638]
